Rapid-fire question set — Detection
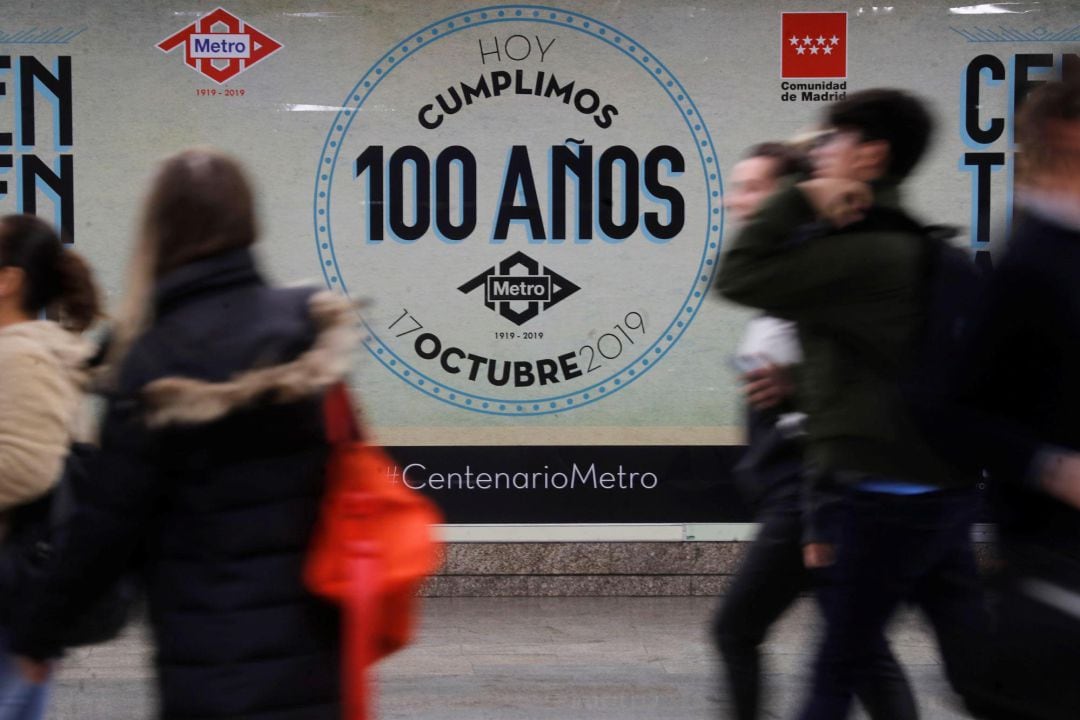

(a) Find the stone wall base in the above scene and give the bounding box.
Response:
[422,541,994,596]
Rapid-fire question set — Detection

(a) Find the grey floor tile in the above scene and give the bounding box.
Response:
[50,597,971,720]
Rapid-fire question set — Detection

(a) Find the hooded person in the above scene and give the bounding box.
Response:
[10,148,357,720]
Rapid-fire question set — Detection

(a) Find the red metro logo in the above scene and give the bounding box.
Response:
[157,7,282,84]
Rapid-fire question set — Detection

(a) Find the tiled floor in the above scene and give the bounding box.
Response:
[50,597,971,719]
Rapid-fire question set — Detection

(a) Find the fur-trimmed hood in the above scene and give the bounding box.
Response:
[139,290,357,428]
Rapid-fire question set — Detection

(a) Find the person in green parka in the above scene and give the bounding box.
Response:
[716,89,986,720]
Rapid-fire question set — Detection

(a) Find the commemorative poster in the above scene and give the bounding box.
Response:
[2,1,1076,531]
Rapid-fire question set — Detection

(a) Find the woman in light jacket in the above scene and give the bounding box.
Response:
[0,214,100,719]
[12,148,353,720]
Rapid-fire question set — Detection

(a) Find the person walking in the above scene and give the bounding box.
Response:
[948,80,1080,720]
[715,90,986,719]
[713,144,916,720]
[0,214,100,719]
[10,149,357,720]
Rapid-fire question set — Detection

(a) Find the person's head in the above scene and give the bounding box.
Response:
[1016,80,1080,195]
[109,148,258,370]
[0,214,100,331]
[725,142,811,222]
[141,147,257,278]
[811,88,934,183]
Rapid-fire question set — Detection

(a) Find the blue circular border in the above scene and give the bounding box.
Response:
[314,4,723,416]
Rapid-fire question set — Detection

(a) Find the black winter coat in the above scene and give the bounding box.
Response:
[954,208,1080,591]
[12,249,356,720]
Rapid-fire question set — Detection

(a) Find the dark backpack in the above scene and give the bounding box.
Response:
[874,209,988,467]
[0,443,138,646]
[906,226,985,391]
[807,207,986,392]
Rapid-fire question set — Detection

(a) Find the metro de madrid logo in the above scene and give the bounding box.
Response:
[315,5,723,416]
[459,251,580,325]
[157,7,282,84]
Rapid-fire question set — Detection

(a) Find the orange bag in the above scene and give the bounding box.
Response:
[305,383,443,720]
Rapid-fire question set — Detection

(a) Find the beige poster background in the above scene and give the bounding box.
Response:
[1,0,1076,447]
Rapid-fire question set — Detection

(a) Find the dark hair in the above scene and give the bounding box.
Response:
[744,142,812,177]
[826,88,934,179]
[1016,80,1080,182]
[142,148,257,277]
[0,214,101,331]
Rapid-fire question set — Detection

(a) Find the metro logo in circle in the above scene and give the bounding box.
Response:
[315,6,723,416]
[157,7,282,84]
[459,251,580,326]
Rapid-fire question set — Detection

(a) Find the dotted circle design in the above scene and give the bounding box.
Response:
[314,4,723,416]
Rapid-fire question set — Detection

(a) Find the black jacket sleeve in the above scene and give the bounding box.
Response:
[940,251,1062,488]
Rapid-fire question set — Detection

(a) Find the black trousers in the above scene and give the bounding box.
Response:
[713,505,917,720]
[798,489,987,720]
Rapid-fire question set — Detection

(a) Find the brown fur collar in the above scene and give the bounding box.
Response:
[141,291,357,428]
